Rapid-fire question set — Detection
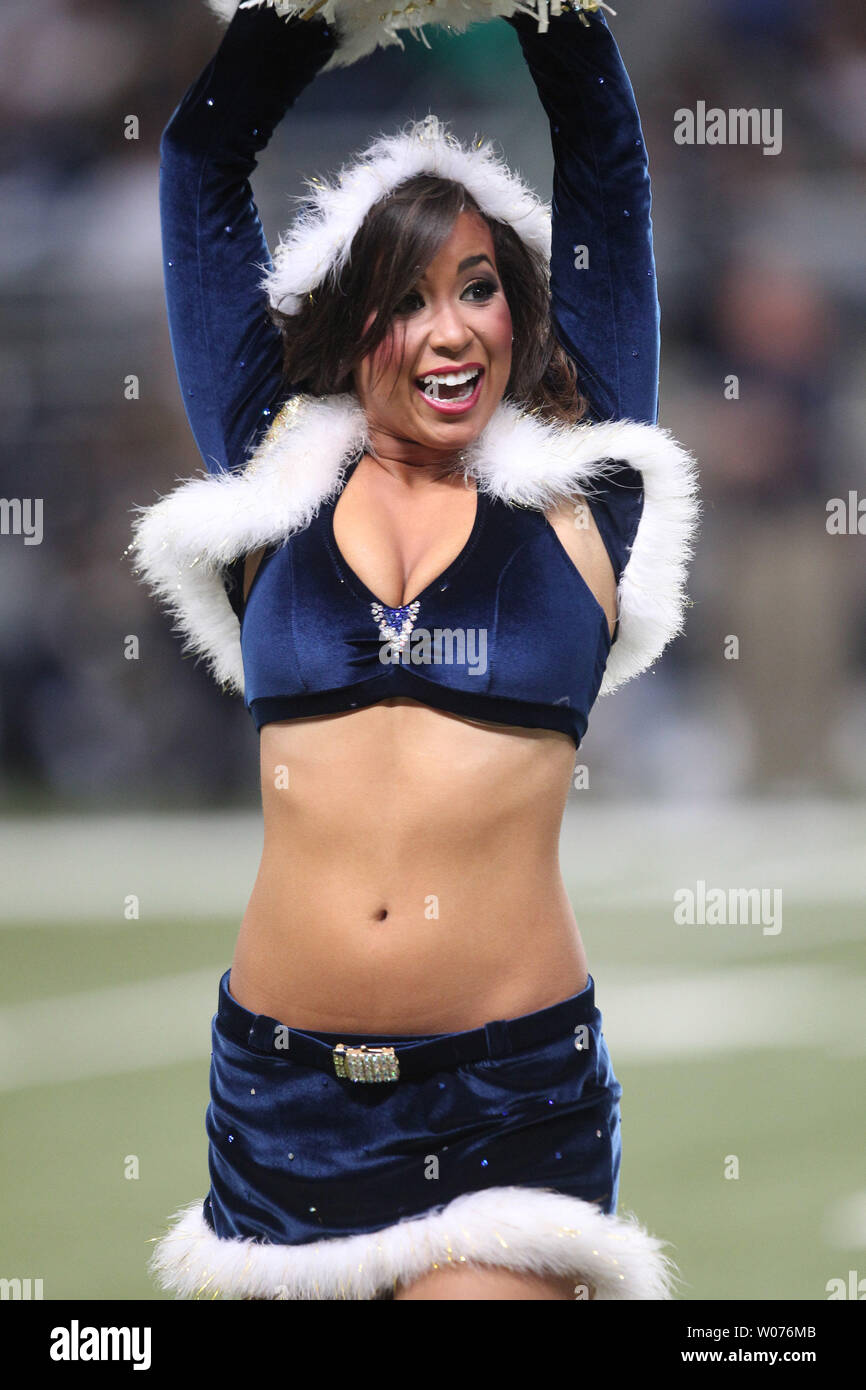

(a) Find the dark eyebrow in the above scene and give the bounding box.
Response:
[417,253,496,283]
[456,253,495,275]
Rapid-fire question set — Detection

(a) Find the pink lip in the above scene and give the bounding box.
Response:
[416,362,484,377]
[414,367,485,416]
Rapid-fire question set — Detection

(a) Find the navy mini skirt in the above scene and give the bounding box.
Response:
[203,968,622,1247]
[149,970,676,1299]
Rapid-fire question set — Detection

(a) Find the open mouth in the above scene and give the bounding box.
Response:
[414,367,484,411]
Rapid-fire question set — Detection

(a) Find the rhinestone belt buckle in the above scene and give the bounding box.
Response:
[333,1043,400,1083]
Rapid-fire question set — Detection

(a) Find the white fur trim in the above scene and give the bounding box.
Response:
[205,1,617,77]
[149,1186,678,1300]
[128,395,363,691]
[452,401,701,696]
[129,392,700,699]
[591,419,701,696]
[127,391,697,695]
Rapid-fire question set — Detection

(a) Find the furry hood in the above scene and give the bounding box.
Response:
[129,391,700,701]
[259,113,552,316]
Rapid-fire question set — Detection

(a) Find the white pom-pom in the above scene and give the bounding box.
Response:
[204,0,238,21]
[204,1,617,70]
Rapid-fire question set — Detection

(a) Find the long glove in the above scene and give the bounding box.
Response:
[504,5,659,426]
[160,6,338,478]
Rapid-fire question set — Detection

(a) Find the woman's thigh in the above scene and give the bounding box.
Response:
[393,1264,587,1301]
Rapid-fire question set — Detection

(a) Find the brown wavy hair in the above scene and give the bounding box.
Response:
[267,174,589,427]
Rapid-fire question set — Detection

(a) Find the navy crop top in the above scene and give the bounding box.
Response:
[236,446,641,744]
[139,4,681,751]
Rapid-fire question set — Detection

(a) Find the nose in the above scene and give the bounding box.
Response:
[428,299,474,356]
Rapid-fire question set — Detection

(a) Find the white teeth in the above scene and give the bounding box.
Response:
[418,368,480,401]
[421,368,478,387]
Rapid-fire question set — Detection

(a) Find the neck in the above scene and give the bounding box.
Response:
[363,428,470,488]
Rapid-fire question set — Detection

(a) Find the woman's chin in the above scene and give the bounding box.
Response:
[408,393,498,448]
[358,389,501,459]
[411,421,484,459]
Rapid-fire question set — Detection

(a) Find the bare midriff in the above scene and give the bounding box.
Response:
[229,697,587,1035]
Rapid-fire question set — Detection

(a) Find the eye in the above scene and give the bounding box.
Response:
[393,277,500,316]
[394,289,424,316]
[462,277,499,302]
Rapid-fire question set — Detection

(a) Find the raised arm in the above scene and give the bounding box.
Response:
[503,4,659,426]
[159,7,338,476]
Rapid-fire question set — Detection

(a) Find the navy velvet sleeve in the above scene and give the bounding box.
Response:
[504,6,654,645]
[503,6,659,428]
[159,7,338,479]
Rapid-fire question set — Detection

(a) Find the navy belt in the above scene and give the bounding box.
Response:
[216,969,598,1084]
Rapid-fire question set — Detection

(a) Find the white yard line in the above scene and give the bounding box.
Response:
[822,1192,866,1249]
[0,962,862,1093]
[0,814,261,924]
[1,802,863,925]
[0,969,220,1093]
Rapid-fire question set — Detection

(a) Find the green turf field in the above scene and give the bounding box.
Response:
[1,806,864,1301]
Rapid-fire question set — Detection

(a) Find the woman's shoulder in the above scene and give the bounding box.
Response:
[468,400,701,694]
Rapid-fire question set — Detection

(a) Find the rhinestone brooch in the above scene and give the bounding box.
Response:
[370,599,420,655]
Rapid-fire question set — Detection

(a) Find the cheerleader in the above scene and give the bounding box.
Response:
[131,0,699,1300]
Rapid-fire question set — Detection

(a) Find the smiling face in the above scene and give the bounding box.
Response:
[352,210,513,465]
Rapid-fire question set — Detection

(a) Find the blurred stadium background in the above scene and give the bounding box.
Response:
[0,0,864,1300]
